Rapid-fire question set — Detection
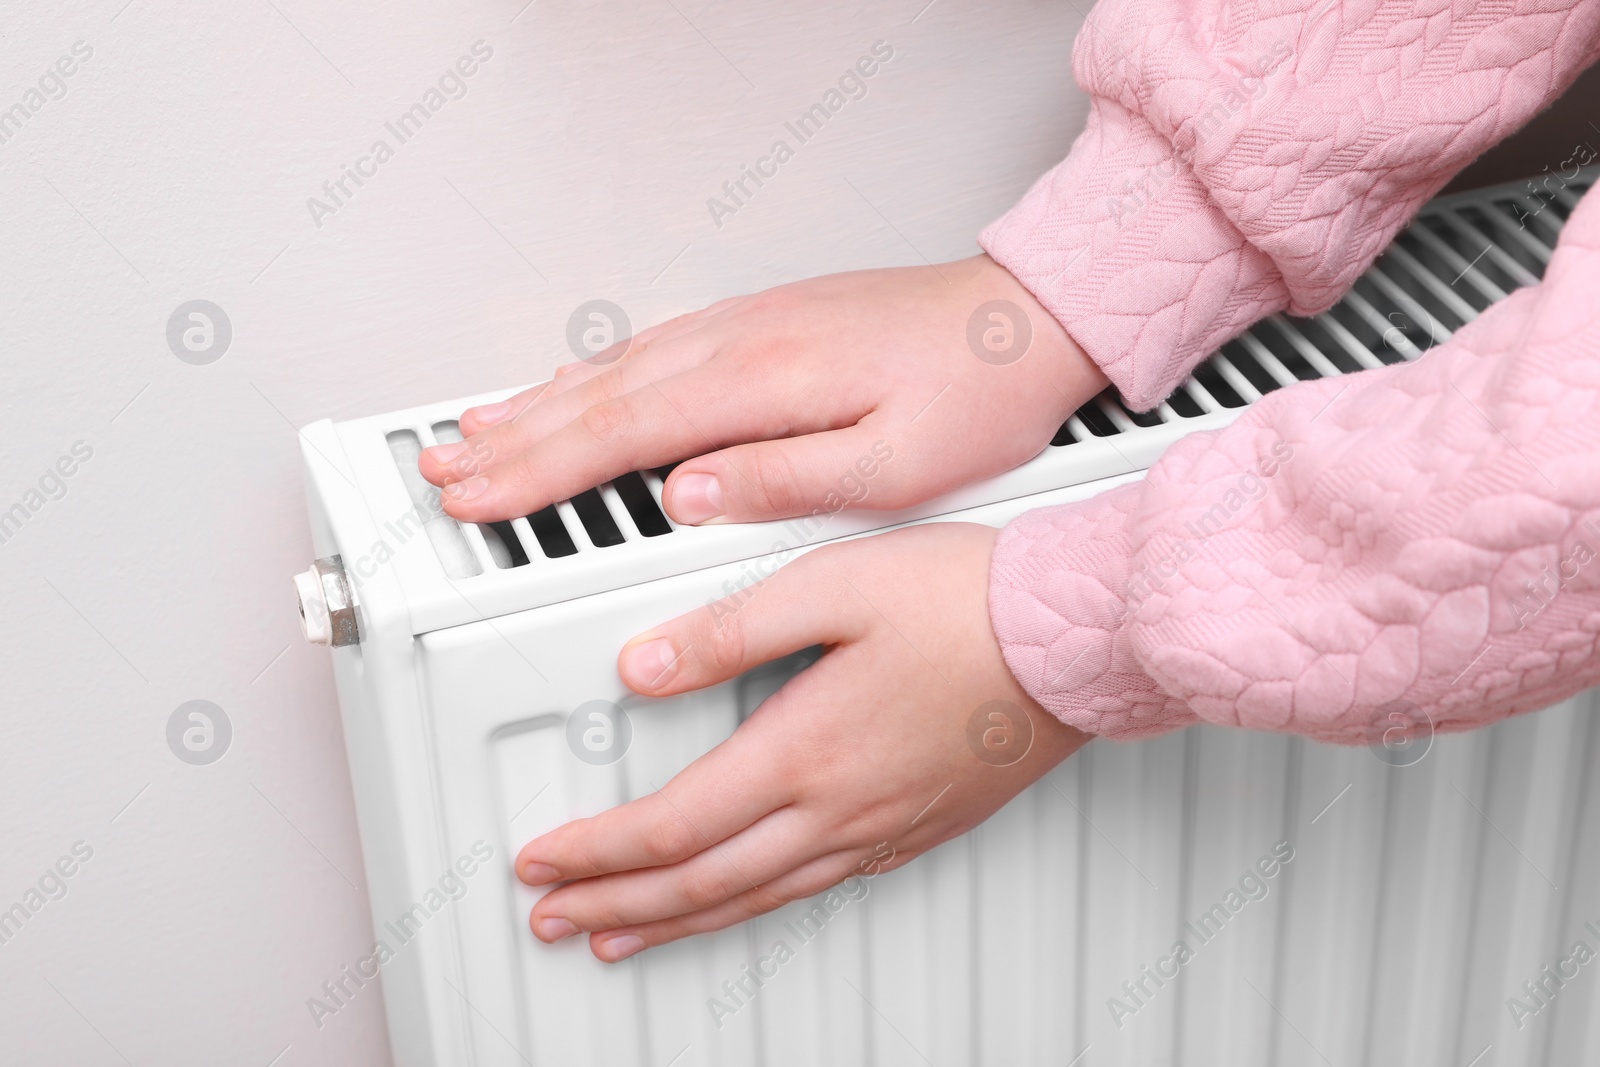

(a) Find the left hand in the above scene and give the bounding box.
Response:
[416,256,1105,527]
[514,522,1090,962]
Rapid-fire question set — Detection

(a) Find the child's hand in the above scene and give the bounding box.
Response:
[420,256,1105,524]
[513,522,1089,961]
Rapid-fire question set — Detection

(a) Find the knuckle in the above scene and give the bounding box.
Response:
[577,899,627,932]
[741,883,794,915]
[500,453,550,502]
[643,808,702,865]
[739,448,807,517]
[579,396,637,446]
[800,868,849,900]
[680,865,741,910]
[560,822,610,878]
[695,608,748,677]
[794,541,848,584]
[745,287,801,316]
[645,311,696,339]
[447,432,500,480]
[587,368,629,404]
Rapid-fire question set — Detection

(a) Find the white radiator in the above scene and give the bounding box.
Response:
[294,171,1600,1067]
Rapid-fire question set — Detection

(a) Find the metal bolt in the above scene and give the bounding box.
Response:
[293,555,360,647]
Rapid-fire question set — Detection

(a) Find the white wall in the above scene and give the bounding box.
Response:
[0,2,1086,1063]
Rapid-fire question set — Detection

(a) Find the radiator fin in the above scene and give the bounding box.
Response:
[384,428,482,578]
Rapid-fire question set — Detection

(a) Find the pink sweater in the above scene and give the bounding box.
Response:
[980,0,1600,741]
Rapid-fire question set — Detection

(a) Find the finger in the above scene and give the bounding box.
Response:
[534,351,637,403]
[436,366,859,522]
[456,380,557,439]
[661,418,908,525]
[419,360,673,493]
[463,295,751,434]
[548,294,750,398]
[488,333,716,452]
[584,849,874,962]
[546,358,602,389]
[525,310,700,406]
[516,718,795,888]
[420,338,714,492]
[617,546,862,697]
[528,804,824,937]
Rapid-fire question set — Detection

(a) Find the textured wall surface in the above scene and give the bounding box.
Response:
[0,2,1086,1064]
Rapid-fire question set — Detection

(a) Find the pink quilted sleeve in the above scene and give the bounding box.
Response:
[991,186,1600,742]
[980,0,1600,409]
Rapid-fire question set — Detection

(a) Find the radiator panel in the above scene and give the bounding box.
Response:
[295,169,1600,1066]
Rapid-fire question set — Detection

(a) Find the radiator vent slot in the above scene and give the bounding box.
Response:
[385,429,483,579]
[526,506,579,559]
[569,489,626,548]
[611,471,674,537]
[1047,171,1590,446]
[481,521,530,568]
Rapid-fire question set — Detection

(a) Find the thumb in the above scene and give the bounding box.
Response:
[662,426,903,525]
[618,546,862,696]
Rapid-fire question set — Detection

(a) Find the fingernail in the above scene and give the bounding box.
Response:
[535,917,579,942]
[444,476,489,501]
[554,363,579,377]
[468,400,511,425]
[597,934,645,962]
[520,861,559,885]
[425,441,466,465]
[621,638,677,688]
[671,473,724,524]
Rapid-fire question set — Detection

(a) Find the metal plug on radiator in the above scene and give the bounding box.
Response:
[293,555,360,646]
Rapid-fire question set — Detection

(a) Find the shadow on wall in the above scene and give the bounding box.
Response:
[1445,64,1600,193]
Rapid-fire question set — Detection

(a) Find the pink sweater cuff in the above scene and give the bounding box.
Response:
[979,99,1288,411]
[989,480,1197,737]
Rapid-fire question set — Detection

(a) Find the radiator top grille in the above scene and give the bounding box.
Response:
[383,421,678,579]
[314,168,1590,627]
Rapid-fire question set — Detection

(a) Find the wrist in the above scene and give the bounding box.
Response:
[954,253,1108,417]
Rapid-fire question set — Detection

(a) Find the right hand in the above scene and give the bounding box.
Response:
[514,523,1090,961]
[418,254,1107,525]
